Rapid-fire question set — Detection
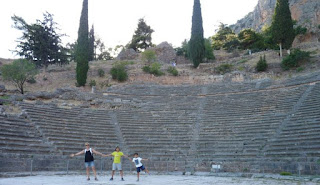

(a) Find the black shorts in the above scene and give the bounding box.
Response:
[136,165,145,173]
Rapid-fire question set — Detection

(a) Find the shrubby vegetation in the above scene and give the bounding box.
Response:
[142,62,164,76]
[211,23,237,51]
[215,64,233,74]
[256,55,268,72]
[176,38,214,62]
[280,172,292,176]
[281,49,311,70]
[1,59,38,94]
[98,69,105,77]
[141,50,156,63]
[167,66,179,76]
[89,80,96,87]
[110,63,128,82]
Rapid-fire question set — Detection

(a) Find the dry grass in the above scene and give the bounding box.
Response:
[0,47,319,93]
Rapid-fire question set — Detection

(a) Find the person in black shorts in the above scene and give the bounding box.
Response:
[70,142,104,181]
[131,153,150,182]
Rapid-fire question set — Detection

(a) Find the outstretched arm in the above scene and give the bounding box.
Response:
[70,150,84,157]
[92,149,104,156]
[141,158,149,161]
[102,153,112,157]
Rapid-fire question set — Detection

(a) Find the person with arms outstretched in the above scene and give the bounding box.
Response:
[131,153,150,182]
[104,146,129,181]
[70,142,104,181]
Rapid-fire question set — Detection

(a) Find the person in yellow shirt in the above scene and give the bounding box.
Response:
[104,146,129,181]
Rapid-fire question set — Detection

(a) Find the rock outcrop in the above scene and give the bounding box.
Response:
[154,42,177,64]
[231,0,320,34]
[116,48,139,60]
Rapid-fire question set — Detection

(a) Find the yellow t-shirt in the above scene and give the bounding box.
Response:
[112,151,124,163]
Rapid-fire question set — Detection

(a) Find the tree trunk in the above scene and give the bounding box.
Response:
[279,43,283,58]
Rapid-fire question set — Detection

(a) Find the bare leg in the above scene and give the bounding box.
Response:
[111,170,115,178]
[120,170,123,178]
[86,167,90,179]
[92,166,97,178]
[145,168,150,174]
[137,172,140,180]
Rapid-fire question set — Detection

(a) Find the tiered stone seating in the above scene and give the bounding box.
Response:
[1,73,319,174]
[19,103,119,155]
[116,96,200,161]
[0,115,54,156]
[196,84,311,171]
[265,82,320,161]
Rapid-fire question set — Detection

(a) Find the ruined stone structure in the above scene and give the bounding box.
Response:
[1,73,320,174]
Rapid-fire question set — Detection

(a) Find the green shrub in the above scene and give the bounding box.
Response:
[0,95,10,100]
[142,65,151,73]
[280,172,292,176]
[89,80,96,87]
[142,62,164,76]
[238,59,248,64]
[167,66,179,76]
[281,49,311,70]
[215,64,233,74]
[113,61,135,66]
[296,67,305,72]
[99,81,111,89]
[27,77,37,84]
[98,69,105,77]
[318,25,320,29]
[256,55,268,72]
[110,65,128,82]
[141,50,156,63]
[238,66,245,71]
[1,59,38,94]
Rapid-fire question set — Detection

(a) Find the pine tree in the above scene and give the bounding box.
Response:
[88,25,95,61]
[270,0,295,58]
[189,0,205,68]
[75,0,89,86]
[11,13,69,69]
[128,18,154,52]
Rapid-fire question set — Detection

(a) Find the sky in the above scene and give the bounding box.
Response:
[0,0,258,59]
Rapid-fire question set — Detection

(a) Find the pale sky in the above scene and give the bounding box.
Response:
[0,0,258,59]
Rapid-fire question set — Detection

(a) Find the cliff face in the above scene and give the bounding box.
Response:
[231,0,320,34]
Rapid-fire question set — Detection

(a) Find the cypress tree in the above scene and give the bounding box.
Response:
[270,0,295,58]
[88,25,95,61]
[75,0,89,86]
[189,0,205,68]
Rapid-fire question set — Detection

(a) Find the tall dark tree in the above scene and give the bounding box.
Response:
[11,12,68,69]
[127,18,154,52]
[75,0,89,86]
[88,25,95,61]
[270,0,295,57]
[189,0,205,68]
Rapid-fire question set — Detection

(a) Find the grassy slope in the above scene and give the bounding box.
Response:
[0,46,319,93]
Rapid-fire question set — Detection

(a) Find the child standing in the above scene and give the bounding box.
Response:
[104,146,129,181]
[131,153,149,182]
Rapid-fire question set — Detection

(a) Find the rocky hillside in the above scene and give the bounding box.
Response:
[231,0,320,39]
